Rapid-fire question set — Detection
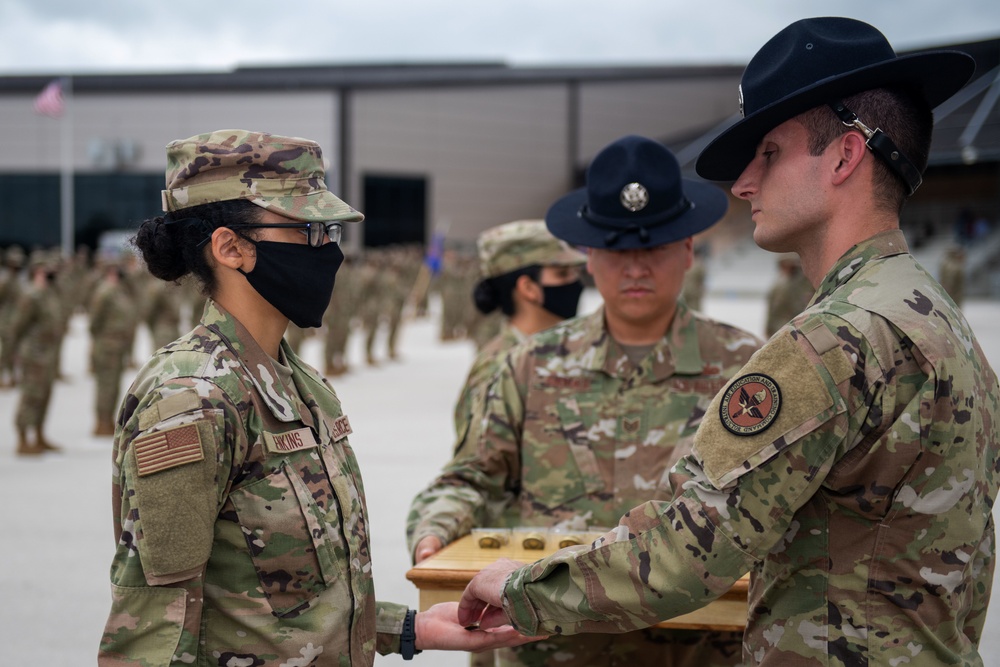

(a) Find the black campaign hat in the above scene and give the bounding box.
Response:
[546,135,728,250]
[696,16,976,184]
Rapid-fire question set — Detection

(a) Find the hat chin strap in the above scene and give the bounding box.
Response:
[829,101,922,196]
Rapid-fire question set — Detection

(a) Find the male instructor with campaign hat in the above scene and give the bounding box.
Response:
[459,17,1000,666]
[411,134,761,666]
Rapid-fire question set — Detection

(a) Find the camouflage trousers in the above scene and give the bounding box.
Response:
[361,309,380,360]
[386,301,405,357]
[441,297,465,339]
[0,326,16,381]
[16,354,58,430]
[495,628,745,667]
[323,317,352,368]
[92,342,128,426]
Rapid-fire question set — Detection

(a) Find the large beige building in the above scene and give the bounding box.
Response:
[0,35,997,255]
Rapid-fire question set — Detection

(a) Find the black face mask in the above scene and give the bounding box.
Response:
[239,240,344,328]
[540,280,584,320]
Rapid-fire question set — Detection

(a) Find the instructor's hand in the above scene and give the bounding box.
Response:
[457,558,523,630]
[415,601,543,653]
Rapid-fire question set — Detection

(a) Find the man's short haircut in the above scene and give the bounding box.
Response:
[798,87,934,213]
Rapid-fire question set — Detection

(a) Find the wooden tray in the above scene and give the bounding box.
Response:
[406,534,748,631]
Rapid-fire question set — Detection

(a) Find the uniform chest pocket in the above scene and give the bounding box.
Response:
[229,458,345,618]
[521,394,608,510]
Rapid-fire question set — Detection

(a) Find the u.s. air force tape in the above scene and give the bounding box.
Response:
[719,373,781,436]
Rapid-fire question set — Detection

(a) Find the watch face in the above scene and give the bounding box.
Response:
[620,182,649,212]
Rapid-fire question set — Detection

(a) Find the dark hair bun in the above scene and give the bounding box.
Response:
[473,278,500,314]
[131,217,189,282]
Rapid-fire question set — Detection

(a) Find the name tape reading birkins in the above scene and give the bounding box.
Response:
[264,427,318,454]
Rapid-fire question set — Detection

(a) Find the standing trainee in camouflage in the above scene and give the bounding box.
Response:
[89,260,137,437]
[410,220,586,667]
[0,245,26,388]
[10,254,64,455]
[459,18,1000,667]
[415,137,762,667]
[99,129,534,666]
[441,219,585,464]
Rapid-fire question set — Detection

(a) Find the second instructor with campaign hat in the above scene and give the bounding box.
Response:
[546,134,728,249]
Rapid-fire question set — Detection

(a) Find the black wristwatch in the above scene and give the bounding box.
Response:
[401,608,422,660]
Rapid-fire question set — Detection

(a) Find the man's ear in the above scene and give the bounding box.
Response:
[831,130,868,187]
[680,237,694,271]
[210,227,252,271]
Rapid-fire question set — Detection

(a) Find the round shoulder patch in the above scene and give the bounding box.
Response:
[720,373,781,436]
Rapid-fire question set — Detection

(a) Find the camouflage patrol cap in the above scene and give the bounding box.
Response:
[28,249,57,271]
[4,244,25,267]
[478,219,586,279]
[161,129,364,224]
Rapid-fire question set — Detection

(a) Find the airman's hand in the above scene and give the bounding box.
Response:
[414,535,443,563]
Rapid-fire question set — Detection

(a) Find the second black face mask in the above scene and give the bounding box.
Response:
[239,240,345,329]
[540,279,584,320]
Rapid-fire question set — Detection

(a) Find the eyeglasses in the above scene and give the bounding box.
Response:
[235,222,343,247]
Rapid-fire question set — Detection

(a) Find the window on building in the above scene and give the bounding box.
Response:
[362,174,427,248]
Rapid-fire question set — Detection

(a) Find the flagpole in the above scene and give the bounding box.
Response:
[59,75,74,257]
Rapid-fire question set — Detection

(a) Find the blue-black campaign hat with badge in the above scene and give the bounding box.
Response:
[546,135,728,250]
[696,17,976,194]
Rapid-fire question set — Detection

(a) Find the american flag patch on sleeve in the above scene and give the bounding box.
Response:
[134,423,205,477]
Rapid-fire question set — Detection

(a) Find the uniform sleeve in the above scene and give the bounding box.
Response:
[405,352,526,558]
[99,378,241,666]
[9,291,37,349]
[374,601,410,655]
[89,286,112,336]
[499,320,874,636]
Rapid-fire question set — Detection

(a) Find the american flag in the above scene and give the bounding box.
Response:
[33,78,65,118]
[134,423,204,477]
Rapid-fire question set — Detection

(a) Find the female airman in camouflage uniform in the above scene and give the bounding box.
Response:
[98,129,532,666]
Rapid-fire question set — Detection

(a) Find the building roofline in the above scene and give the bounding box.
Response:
[0,61,745,94]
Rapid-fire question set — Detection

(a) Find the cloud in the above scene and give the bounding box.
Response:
[0,0,997,74]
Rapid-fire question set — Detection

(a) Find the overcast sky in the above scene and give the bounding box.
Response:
[1,1,998,75]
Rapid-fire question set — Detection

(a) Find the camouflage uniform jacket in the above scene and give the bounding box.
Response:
[10,281,63,359]
[451,323,525,455]
[406,302,761,551]
[500,230,1000,666]
[99,300,408,666]
[405,324,525,557]
[90,280,137,348]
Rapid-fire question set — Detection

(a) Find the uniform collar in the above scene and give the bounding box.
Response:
[504,322,529,344]
[812,229,909,304]
[579,301,704,380]
[202,299,306,424]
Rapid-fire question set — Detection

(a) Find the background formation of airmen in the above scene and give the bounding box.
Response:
[0,232,972,457]
[0,240,486,456]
